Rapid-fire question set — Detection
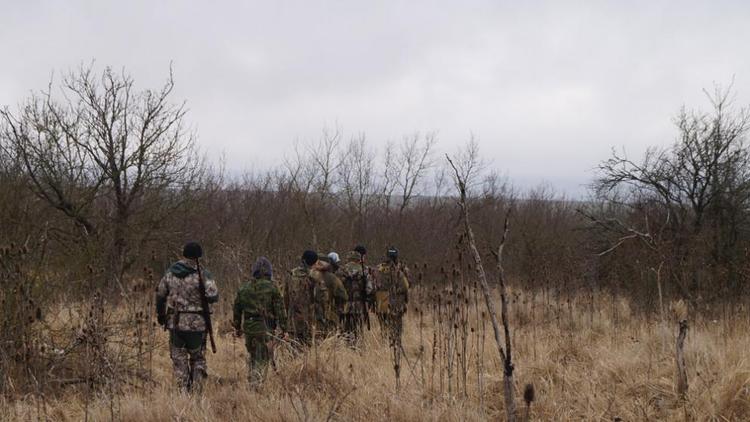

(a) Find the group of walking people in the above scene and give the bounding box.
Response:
[155,242,410,391]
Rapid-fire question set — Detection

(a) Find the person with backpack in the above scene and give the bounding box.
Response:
[339,246,373,345]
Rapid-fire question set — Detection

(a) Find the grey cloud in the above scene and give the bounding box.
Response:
[2,0,750,196]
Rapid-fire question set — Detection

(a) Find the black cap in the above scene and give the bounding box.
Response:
[183,242,203,259]
[302,250,318,266]
[354,245,367,256]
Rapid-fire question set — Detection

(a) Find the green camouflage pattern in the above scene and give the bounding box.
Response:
[233,277,287,337]
[233,276,285,385]
[245,335,271,386]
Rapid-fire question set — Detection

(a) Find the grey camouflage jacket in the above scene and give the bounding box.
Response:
[155,259,219,331]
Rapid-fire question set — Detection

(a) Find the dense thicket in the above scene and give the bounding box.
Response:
[591,86,750,309]
[2,69,749,306]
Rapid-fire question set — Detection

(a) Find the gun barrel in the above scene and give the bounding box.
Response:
[360,255,371,331]
[196,259,217,354]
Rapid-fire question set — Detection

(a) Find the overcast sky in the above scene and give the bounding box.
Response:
[2,1,749,196]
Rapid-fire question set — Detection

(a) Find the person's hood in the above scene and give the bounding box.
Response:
[251,256,273,279]
[314,259,332,272]
[169,260,197,279]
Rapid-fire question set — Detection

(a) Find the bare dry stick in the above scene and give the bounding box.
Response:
[446,154,516,421]
[676,319,689,399]
[494,215,517,420]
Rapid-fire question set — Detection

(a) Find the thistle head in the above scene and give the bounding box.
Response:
[523,383,535,405]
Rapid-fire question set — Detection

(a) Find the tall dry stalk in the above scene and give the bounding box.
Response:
[676,319,689,399]
[447,154,517,421]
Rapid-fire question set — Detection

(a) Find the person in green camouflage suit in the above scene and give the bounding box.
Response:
[233,256,286,386]
[155,242,219,393]
[285,251,319,344]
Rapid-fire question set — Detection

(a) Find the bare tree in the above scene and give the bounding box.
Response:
[284,126,343,248]
[337,133,376,237]
[449,136,486,194]
[376,132,436,214]
[0,65,205,287]
[396,132,436,213]
[594,84,750,297]
[309,126,343,203]
[597,85,750,228]
[1,86,101,236]
[378,140,399,212]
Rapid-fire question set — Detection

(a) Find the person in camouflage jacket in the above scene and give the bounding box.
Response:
[285,251,319,344]
[339,246,374,343]
[373,247,409,345]
[155,242,219,392]
[373,246,410,384]
[312,254,348,335]
[233,256,286,386]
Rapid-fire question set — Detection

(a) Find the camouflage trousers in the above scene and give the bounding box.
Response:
[290,318,345,345]
[245,334,271,387]
[341,312,366,344]
[169,330,207,392]
[289,318,311,346]
[375,312,389,340]
[381,313,404,349]
[382,313,405,385]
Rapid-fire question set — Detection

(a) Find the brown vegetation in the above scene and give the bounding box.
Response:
[3,290,750,421]
[2,66,750,420]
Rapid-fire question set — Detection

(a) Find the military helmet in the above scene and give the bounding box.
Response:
[354,245,367,256]
[387,246,398,261]
[183,242,203,259]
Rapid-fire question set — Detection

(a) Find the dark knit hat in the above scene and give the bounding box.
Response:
[183,242,203,259]
[251,256,273,279]
[302,250,318,266]
[354,245,367,256]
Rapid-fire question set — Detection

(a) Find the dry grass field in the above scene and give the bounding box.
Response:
[3,286,750,422]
